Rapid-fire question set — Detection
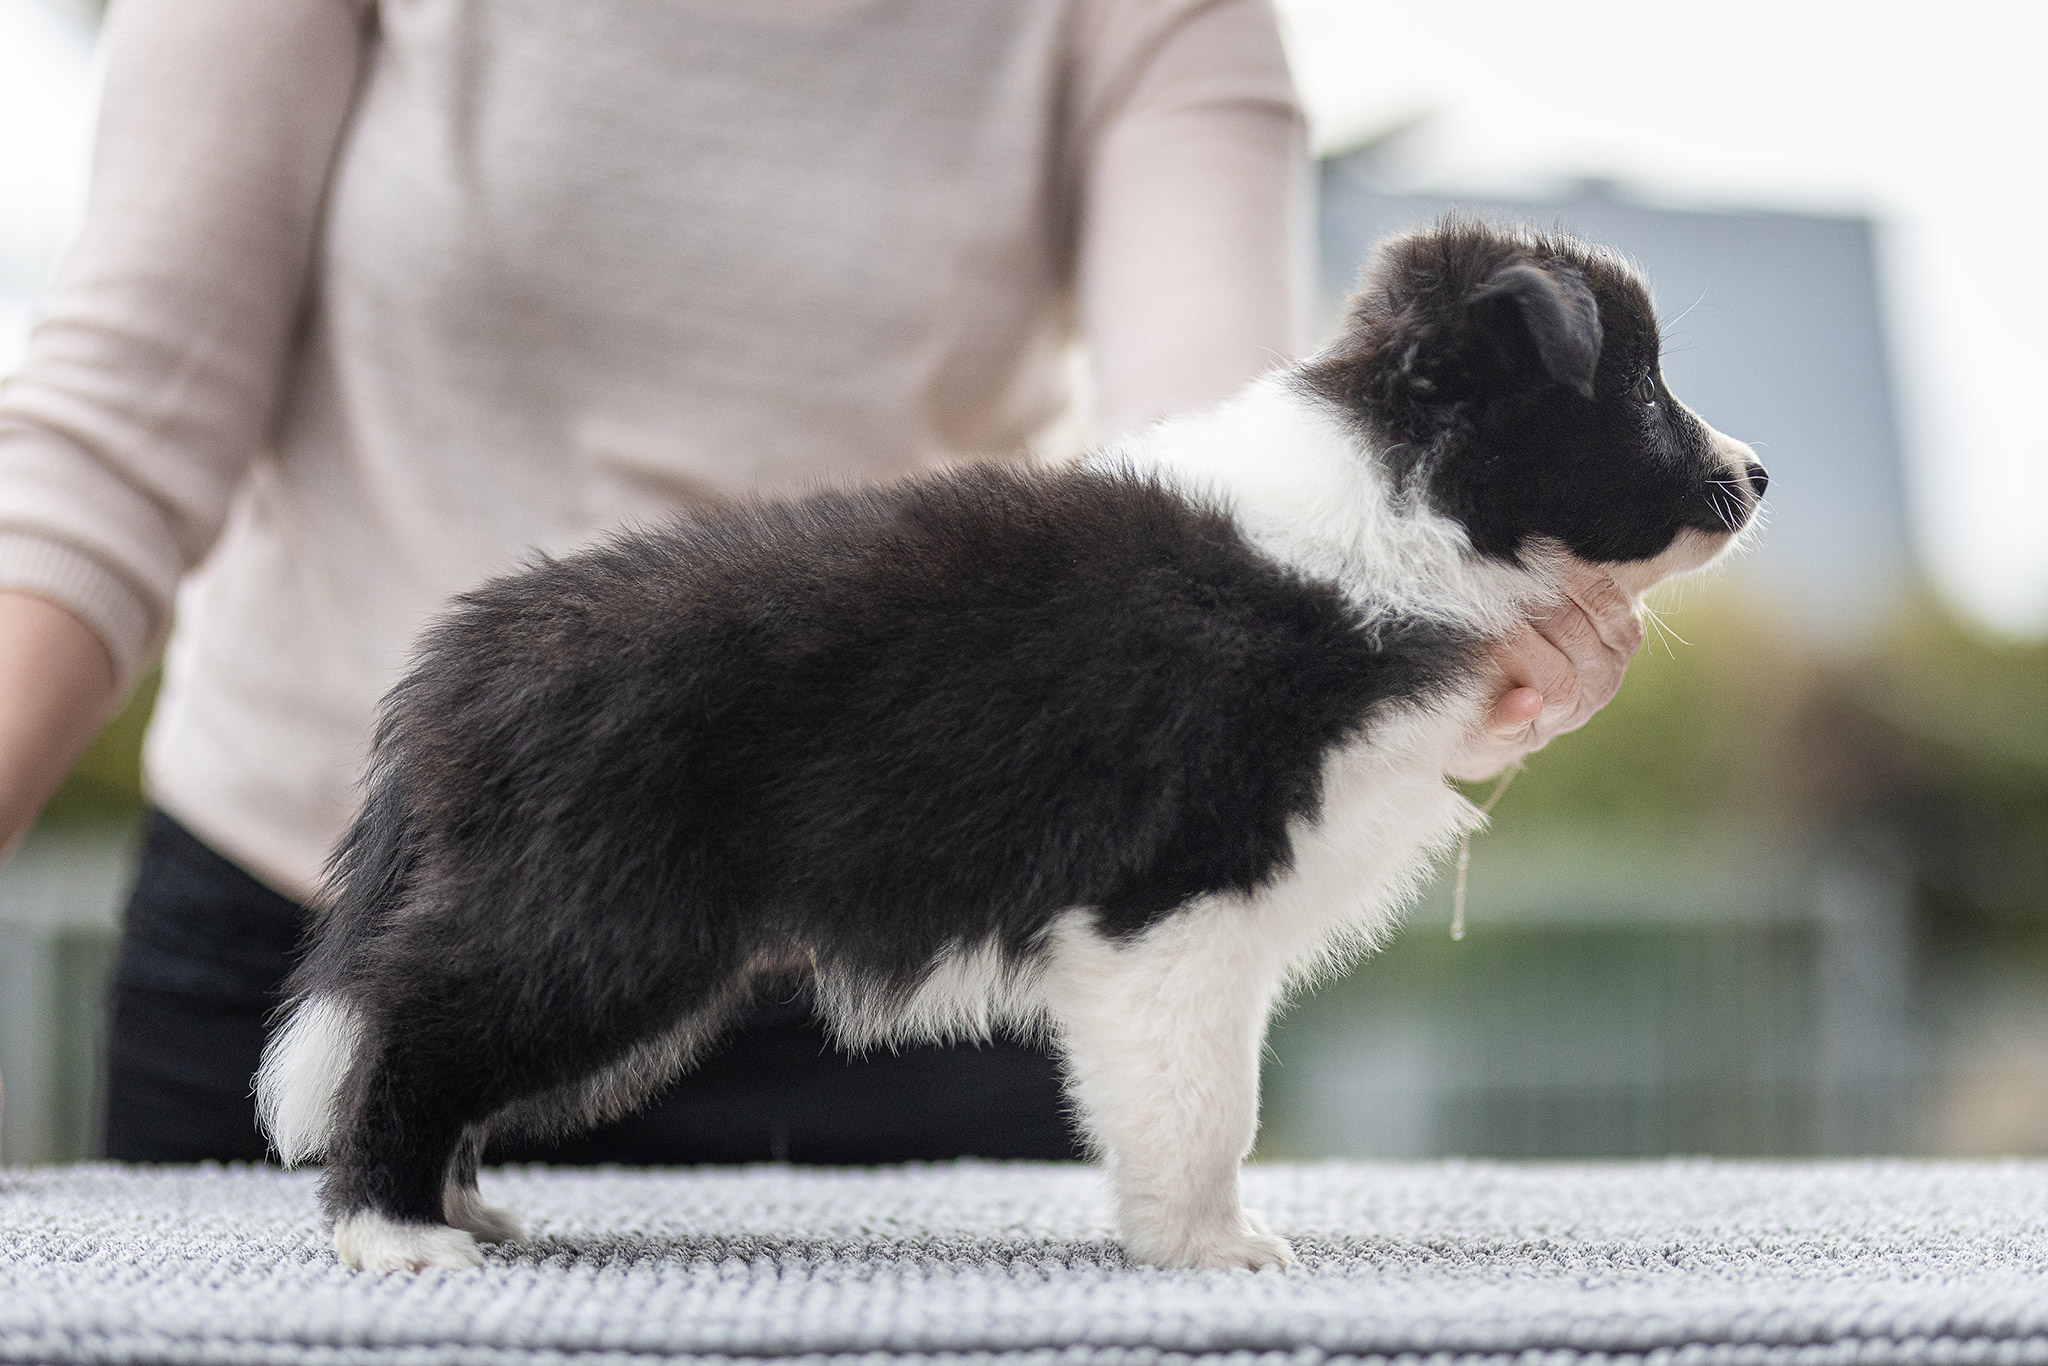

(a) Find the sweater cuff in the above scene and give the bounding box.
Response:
[0,530,159,694]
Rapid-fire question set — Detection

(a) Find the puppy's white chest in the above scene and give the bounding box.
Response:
[1237,711,1482,983]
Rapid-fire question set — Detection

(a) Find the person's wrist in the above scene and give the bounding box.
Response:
[0,590,120,856]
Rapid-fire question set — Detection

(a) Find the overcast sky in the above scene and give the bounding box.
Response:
[0,0,91,347]
[3,0,2043,637]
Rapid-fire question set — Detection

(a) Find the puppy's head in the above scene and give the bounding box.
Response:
[1299,219,1764,595]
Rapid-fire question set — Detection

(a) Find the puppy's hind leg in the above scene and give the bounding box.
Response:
[1042,906,1295,1271]
[319,932,738,1271]
[443,1130,526,1245]
[324,1034,488,1272]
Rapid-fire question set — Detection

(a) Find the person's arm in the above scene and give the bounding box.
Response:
[0,593,116,857]
[0,0,373,851]
[1072,0,1306,440]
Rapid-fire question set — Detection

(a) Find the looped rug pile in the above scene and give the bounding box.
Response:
[3,1159,2046,1365]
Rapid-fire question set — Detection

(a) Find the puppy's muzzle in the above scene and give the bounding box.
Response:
[1707,430,1767,533]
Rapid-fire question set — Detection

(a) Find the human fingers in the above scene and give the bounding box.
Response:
[1485,684,1545,735]
[1532,568,1645,736]
[1525,600,1620,735]
[1490,620,1579,722]
[1554,560,1644,658]
[1459,631,1572,778]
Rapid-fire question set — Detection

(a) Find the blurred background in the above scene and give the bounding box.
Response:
[2,0,2043,1165]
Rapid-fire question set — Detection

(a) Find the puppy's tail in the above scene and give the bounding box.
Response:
[257,763,414,1166]
[257,994,364,1166]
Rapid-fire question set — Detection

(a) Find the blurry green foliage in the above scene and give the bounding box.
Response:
[1472,584,2048,933]
[1877,606,2048,766]
[1860,605,2048,949]
[1472,586,1819,834]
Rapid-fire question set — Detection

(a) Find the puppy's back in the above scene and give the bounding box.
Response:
[369,465,1466,955]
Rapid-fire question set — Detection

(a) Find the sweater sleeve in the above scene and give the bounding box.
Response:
[1072,0,1308,442]
[0,0,372,692]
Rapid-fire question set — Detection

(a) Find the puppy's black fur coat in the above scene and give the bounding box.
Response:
[309,471,1471,1222]
[264,220,1763,1270]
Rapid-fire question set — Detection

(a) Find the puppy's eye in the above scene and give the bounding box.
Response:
[1635,373,1659,406]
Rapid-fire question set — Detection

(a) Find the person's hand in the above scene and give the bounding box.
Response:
[1448,561,1643,782]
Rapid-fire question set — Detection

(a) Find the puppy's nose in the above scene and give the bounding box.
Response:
[1745,461,1769,499]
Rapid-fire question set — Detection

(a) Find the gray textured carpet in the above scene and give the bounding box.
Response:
[3,1160,2046,1365]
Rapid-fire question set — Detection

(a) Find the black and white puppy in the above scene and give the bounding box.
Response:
[259,220,1764,1273]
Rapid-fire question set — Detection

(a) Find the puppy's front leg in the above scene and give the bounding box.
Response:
[1044,910,1295,1271]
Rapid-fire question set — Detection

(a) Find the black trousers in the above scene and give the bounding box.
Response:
[101,809,1079,1164]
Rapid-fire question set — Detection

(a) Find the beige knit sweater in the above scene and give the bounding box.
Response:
[0,0,1303,899]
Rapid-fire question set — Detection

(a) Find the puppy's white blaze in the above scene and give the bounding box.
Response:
[256,994,362,1166]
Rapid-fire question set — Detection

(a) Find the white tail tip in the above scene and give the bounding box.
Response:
[256,994,362,1165]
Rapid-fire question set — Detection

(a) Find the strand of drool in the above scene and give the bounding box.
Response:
[1452,759,1523,941]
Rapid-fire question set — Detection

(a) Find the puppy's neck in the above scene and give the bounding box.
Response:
[1099,375,1551,633]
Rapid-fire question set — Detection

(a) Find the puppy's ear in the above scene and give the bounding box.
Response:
[1470,262,1602,399]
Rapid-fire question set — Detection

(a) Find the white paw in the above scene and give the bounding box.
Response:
[444,1182,527,1243]
[333,1211,484,1271]
[1124,1212,1298,1271]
